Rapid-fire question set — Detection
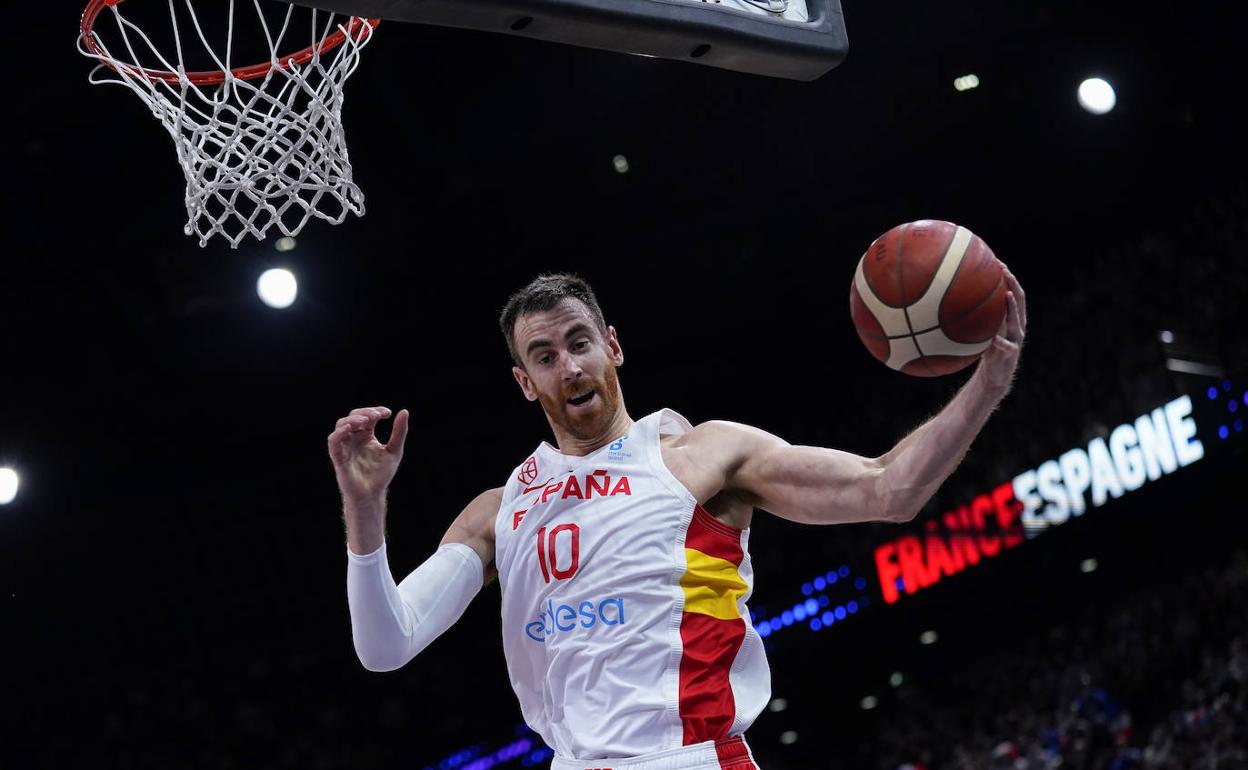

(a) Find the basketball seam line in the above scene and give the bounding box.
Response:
[896,224,931,372]
[913,223,962,305]
[861,324,942,341]
[942,275,1006,331]
[897,222,919,346]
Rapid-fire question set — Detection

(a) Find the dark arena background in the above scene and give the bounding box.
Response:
[4,2,1247,769]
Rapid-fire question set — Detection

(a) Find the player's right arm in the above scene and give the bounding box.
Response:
[328,406,501,672]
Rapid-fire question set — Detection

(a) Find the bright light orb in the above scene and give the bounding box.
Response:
[0,468,19,504]
[257,268,298,309]
[1078,77,1116,115]
[613,154,630,174]
[953,74,980,92]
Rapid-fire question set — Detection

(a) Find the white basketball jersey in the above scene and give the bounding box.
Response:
[494,409,771,761]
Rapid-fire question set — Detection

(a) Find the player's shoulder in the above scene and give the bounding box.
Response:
[460,487,505,523]
[668,419,788,461]
[678,419,783,443]
[469,487,505,509]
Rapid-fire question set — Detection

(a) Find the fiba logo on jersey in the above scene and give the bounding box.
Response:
[607,437,631,462]
[518,456,539,485]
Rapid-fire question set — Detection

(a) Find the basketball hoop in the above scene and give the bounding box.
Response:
[78,1,379,247]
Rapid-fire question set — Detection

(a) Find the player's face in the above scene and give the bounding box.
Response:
[511,299,624,441]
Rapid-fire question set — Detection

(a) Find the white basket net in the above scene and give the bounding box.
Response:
[78,1,377,248]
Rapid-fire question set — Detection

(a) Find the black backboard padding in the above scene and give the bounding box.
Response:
[291,0,846,80]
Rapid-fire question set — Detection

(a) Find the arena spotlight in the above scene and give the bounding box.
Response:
[779,730,799,745]
[1159,330,1175,344]
[257,268,298,310]
[1077,77,1116,114]
[953,73,980,91]
[612,154,630,174]
[1080,558,1099,573]
[275,236,297,252]
[919,630,939,645]
[889,671,904,687]
[0,467,19,505]
[860,695,878,710]
[769,698,788,712]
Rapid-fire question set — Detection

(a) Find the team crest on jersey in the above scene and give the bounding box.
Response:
[518,456,539,485]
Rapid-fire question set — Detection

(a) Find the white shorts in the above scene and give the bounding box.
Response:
[550,737,759,770]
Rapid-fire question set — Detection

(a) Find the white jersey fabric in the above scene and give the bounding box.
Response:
[494,409,770,761]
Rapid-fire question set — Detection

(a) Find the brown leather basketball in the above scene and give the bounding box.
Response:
[849,220,1007,376]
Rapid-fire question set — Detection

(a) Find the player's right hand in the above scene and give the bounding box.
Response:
[327,406,410,504]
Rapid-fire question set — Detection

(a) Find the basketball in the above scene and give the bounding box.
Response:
[849,220,1008,376]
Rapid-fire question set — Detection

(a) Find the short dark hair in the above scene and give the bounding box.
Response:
[500,273,608,367]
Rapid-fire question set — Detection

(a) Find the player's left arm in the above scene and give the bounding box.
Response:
[719,270,1027,525]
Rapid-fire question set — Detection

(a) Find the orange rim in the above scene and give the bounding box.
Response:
[80,0,378,85]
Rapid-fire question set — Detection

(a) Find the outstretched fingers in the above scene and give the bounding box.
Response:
[1003,269,1027,334]
[1004,291,1024,344]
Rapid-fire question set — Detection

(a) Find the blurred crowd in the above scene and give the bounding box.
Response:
[878,550,1248,770]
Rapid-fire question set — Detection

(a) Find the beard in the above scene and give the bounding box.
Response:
[538,364,623,442]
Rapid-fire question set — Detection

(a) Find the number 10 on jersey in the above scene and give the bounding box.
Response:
[537,524,580,583]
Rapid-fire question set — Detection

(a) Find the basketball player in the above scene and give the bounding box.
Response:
[328,272,1026,770]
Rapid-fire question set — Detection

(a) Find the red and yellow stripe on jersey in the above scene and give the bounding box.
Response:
[678,504,750,745]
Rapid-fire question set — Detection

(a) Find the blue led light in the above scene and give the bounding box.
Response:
[1230,400,1239,413]
[794,605,807,621]
[805,598,819,615]
[801,582,813,596]
[1236,419,1244,432]
[854,577,866,590]
[826,571,838,584]
[758,624,771,638]
[822,610,835,625]
[1208,386,1219,400]
[781,610,794,626]
[770,618,783,632]
[818,595,830,607]
[813,576,827,591]
[847,601,859,613]
[838,565,851,578]
[895,577,906,591]
[1220,425,1230,439]
[523,748,555,767]
[1225,380,1233,392]
[1243,391,1247,406]
[809,618,822,631]
[835,606,847,620]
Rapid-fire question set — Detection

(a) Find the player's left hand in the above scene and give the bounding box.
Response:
[978,268,1026,394]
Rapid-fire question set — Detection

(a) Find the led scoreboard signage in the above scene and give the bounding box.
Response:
[297,0,848,80]
[874,395,1206,604]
